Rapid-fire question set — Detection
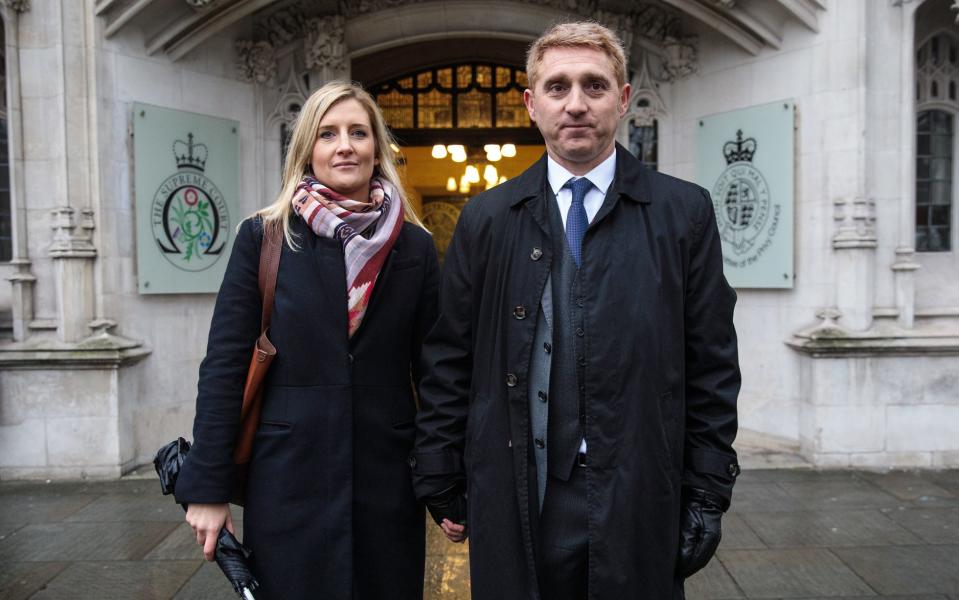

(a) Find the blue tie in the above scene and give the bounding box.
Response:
[565,177,591,267]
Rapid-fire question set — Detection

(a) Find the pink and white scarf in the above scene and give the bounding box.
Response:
[292,175,404,337]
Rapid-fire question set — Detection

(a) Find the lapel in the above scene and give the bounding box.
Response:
[296,218,349,334]
[589,143,652,231]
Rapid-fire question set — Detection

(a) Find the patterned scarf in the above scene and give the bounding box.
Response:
[292,175,404,337]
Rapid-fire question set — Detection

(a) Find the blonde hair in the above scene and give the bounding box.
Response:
[526,21,628,90]
[256,80,424,248]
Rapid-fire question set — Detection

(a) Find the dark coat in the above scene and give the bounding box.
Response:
[176,215,439,600]
[412,146,740,600]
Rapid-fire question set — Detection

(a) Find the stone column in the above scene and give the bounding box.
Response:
[831,197,877,331]
[892,1,920,329]
[49,206,96,343]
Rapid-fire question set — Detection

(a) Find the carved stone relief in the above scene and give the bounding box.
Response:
[305,15,347,72]
[236,40,277,84]
[185,0,225,11]
[832,197,877,249]
[49,207,96,258]
[660,36,698,81]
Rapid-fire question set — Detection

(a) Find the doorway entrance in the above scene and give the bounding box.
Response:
[355,40,545,258]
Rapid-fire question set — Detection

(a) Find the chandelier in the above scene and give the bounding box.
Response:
[432,144,517,194]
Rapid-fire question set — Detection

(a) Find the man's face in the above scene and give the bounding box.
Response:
[524,46,631,173]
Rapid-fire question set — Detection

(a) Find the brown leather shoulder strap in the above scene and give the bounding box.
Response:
[258,221,282,332]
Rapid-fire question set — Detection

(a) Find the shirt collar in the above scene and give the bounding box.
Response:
[546,148,618,196]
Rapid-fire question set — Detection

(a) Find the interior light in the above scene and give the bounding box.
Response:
[446,176,457,192]
[451,149,467,163]
[484,164,498,183]
[432,144,448,159]
[501,144,517,158]
[389,143,400,153]
[465,165,481,184]
[498,175,508,184]
[486,147,502,162]
[459,175,470,194]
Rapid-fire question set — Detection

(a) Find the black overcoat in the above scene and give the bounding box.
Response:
[413,146,740,599]
[175,215,439,599]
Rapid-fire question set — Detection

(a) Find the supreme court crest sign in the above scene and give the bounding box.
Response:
[697,101,795,289]
[134,103,239,294]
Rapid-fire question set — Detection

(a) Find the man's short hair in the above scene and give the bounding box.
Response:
[526,21,628,90]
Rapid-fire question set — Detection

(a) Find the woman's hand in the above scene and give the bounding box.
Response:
[185,503,234,561]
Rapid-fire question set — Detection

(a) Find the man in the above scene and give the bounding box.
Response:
[412,22,740,600]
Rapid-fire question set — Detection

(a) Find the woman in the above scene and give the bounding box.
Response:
[173,81,438,599]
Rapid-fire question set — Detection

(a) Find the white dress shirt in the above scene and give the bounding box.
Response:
[545,149,618,455]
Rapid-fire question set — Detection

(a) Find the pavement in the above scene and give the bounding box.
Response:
[0,468,958,599]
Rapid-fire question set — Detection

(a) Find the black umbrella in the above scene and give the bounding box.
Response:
[154,438,260,600]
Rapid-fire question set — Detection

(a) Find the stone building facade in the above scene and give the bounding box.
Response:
[0,0,957,479]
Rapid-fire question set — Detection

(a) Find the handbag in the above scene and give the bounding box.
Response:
[230,221,283,505]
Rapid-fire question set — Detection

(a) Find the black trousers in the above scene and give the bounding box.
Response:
[535,464,589,600]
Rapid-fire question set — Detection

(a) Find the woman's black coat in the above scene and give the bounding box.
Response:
[175,215,439,599]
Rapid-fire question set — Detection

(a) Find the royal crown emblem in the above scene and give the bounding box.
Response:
[173,133,208,171]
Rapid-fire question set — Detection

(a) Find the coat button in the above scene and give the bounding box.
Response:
[577,356,586,367]
[576,327,585,337]
[347,353,354,365]
[408,456,417,468]
[728,463,741,478]
[538,390,548,403]
[577,298,584,307]
[506,373,518,387]
[530,247,543,261]
[534,438,545,449]
[513,305,527,320]
[544,342,552,354]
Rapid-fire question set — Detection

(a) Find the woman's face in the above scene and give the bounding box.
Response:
[310,98,378,201]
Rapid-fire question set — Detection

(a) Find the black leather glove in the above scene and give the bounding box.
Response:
[423,483,467,527]
[676,487,725,578]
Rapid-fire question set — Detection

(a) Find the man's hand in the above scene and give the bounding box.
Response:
[676,488,724,578]
[424,484,468,543]
[185,502,234,561]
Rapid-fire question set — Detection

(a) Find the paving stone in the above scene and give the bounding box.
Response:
[786,596,947,600]
[64,492,185,522]
[718,548,874,597]
[0,521,179,562]
[728,483,807,513]
[30,560,198,600]
[171,560,238,600]
[743,509,921,547]
[881,507,959,544]
[0,492,97,526]
[145,521,246,560]
[0,562,68,600]
[684,559,744,599]
[0,522,22,540]
[860,472,959,507]
[778,479,902,510]
[0,479,155,497]
[720,513,766,550]
[832,545,959,595]
[929,471,959,496]
[424,553,470,599]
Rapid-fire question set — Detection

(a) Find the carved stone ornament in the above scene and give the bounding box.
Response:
[713,0,736,8]
[49,206,96,258]
[660,36,698,81]
[832,197,877,250]
[1,0,30,13]
[953,0,959,23]
[628,53,666,127]
[305,15,347,72]
[236,40,277,84]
